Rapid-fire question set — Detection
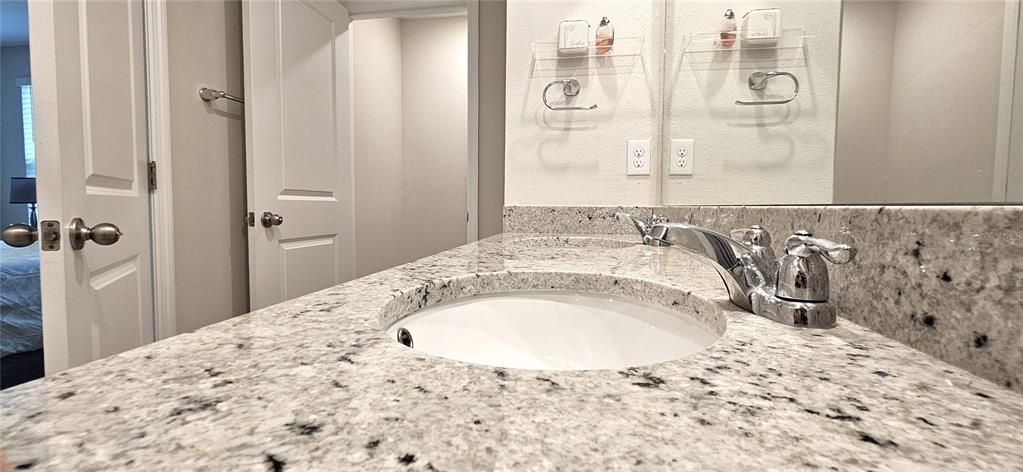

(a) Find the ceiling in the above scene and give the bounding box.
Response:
[339,0,466,19]
[0,0,29,47]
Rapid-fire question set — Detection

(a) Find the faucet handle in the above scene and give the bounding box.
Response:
[783,230,857,265]
[729,225,773,248]
[730,225,778,283]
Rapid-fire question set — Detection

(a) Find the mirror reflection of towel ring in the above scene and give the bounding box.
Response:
[543,79,598,111]
[735,71,799,105]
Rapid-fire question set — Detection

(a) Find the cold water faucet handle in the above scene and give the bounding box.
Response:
[783,231,857,265]
[771,229,857,307]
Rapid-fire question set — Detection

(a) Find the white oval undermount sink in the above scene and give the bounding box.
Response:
[386,291,720,371]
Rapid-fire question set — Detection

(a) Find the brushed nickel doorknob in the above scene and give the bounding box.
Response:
[260,211,284,228]
[68,218,123,250]
[1,224,37,248]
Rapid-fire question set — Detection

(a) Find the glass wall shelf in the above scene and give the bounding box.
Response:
[529,36,644,77]
[532,36,644,61]
[682,28,810,65]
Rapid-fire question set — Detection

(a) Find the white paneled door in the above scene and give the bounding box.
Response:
[243,0,356,310]
[29,0,155,373]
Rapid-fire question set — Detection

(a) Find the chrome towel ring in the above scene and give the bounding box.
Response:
[735,71,799,106]
[543,79,597,111]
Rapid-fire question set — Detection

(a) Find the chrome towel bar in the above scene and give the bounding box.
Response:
[543,79,597,111]
[735,71,799,106]
[199,87,245,104]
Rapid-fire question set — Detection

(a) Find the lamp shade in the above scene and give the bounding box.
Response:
[9,177,36,204]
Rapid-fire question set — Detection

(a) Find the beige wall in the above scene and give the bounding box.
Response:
[401,16,469,256]
[166,0,249,332]
[833,0,896,203]
[504,0,664,206]
[884,0,1004,203]
[352,16,469,277]
[352,18,407,276]
[478,0,507,238]
[835,0,1007,203]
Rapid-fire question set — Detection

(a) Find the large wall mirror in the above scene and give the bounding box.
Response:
[662,0,1022,205]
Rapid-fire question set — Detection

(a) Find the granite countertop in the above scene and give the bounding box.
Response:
[2,234,1022,471]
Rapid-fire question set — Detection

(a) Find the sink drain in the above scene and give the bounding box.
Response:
[396,328,414,348]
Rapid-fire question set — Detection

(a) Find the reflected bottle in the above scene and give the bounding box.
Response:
[596,17,614,54]
[719,9,737,48]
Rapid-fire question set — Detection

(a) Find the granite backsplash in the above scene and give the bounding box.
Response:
[504,205,1023,394]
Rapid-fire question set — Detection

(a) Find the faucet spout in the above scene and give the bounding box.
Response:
[646,223,768,311]
[614,212,650,238]
[616,215,769,312]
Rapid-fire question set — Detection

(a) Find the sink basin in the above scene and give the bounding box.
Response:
[386,291,719,370]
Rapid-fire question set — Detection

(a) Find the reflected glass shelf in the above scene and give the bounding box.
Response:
[682,28,810,65]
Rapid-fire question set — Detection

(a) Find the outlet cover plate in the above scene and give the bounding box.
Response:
[627,139,650,176]
[669,138,694,176]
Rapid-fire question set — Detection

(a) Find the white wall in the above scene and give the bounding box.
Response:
[166,0,249,332]
[662,0,842,205]
[352,16,468,276]
[504,0,664,206]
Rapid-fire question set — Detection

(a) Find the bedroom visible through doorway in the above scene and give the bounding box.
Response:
[0,0,42,390]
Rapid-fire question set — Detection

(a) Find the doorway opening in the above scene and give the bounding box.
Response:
[349,8,471,276]
[0,0,42,390]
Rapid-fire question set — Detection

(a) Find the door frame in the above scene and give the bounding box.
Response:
[143,0,177,340]
[467,0,480,241]
[994,0,1022,201]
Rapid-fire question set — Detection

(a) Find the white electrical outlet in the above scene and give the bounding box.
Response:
[669,139,695,176]
[626,139,650,176]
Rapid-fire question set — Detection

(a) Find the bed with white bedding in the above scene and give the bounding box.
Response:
[0,243,42,357]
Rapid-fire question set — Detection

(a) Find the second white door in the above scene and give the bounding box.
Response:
[243,0,355,310]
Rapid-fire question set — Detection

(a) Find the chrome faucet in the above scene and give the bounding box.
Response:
[616,213,856,328]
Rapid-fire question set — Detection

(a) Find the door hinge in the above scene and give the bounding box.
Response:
[147,161,158,191]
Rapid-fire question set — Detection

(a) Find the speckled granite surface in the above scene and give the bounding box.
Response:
[3,233,1023,470]
[506,206,1023,394]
